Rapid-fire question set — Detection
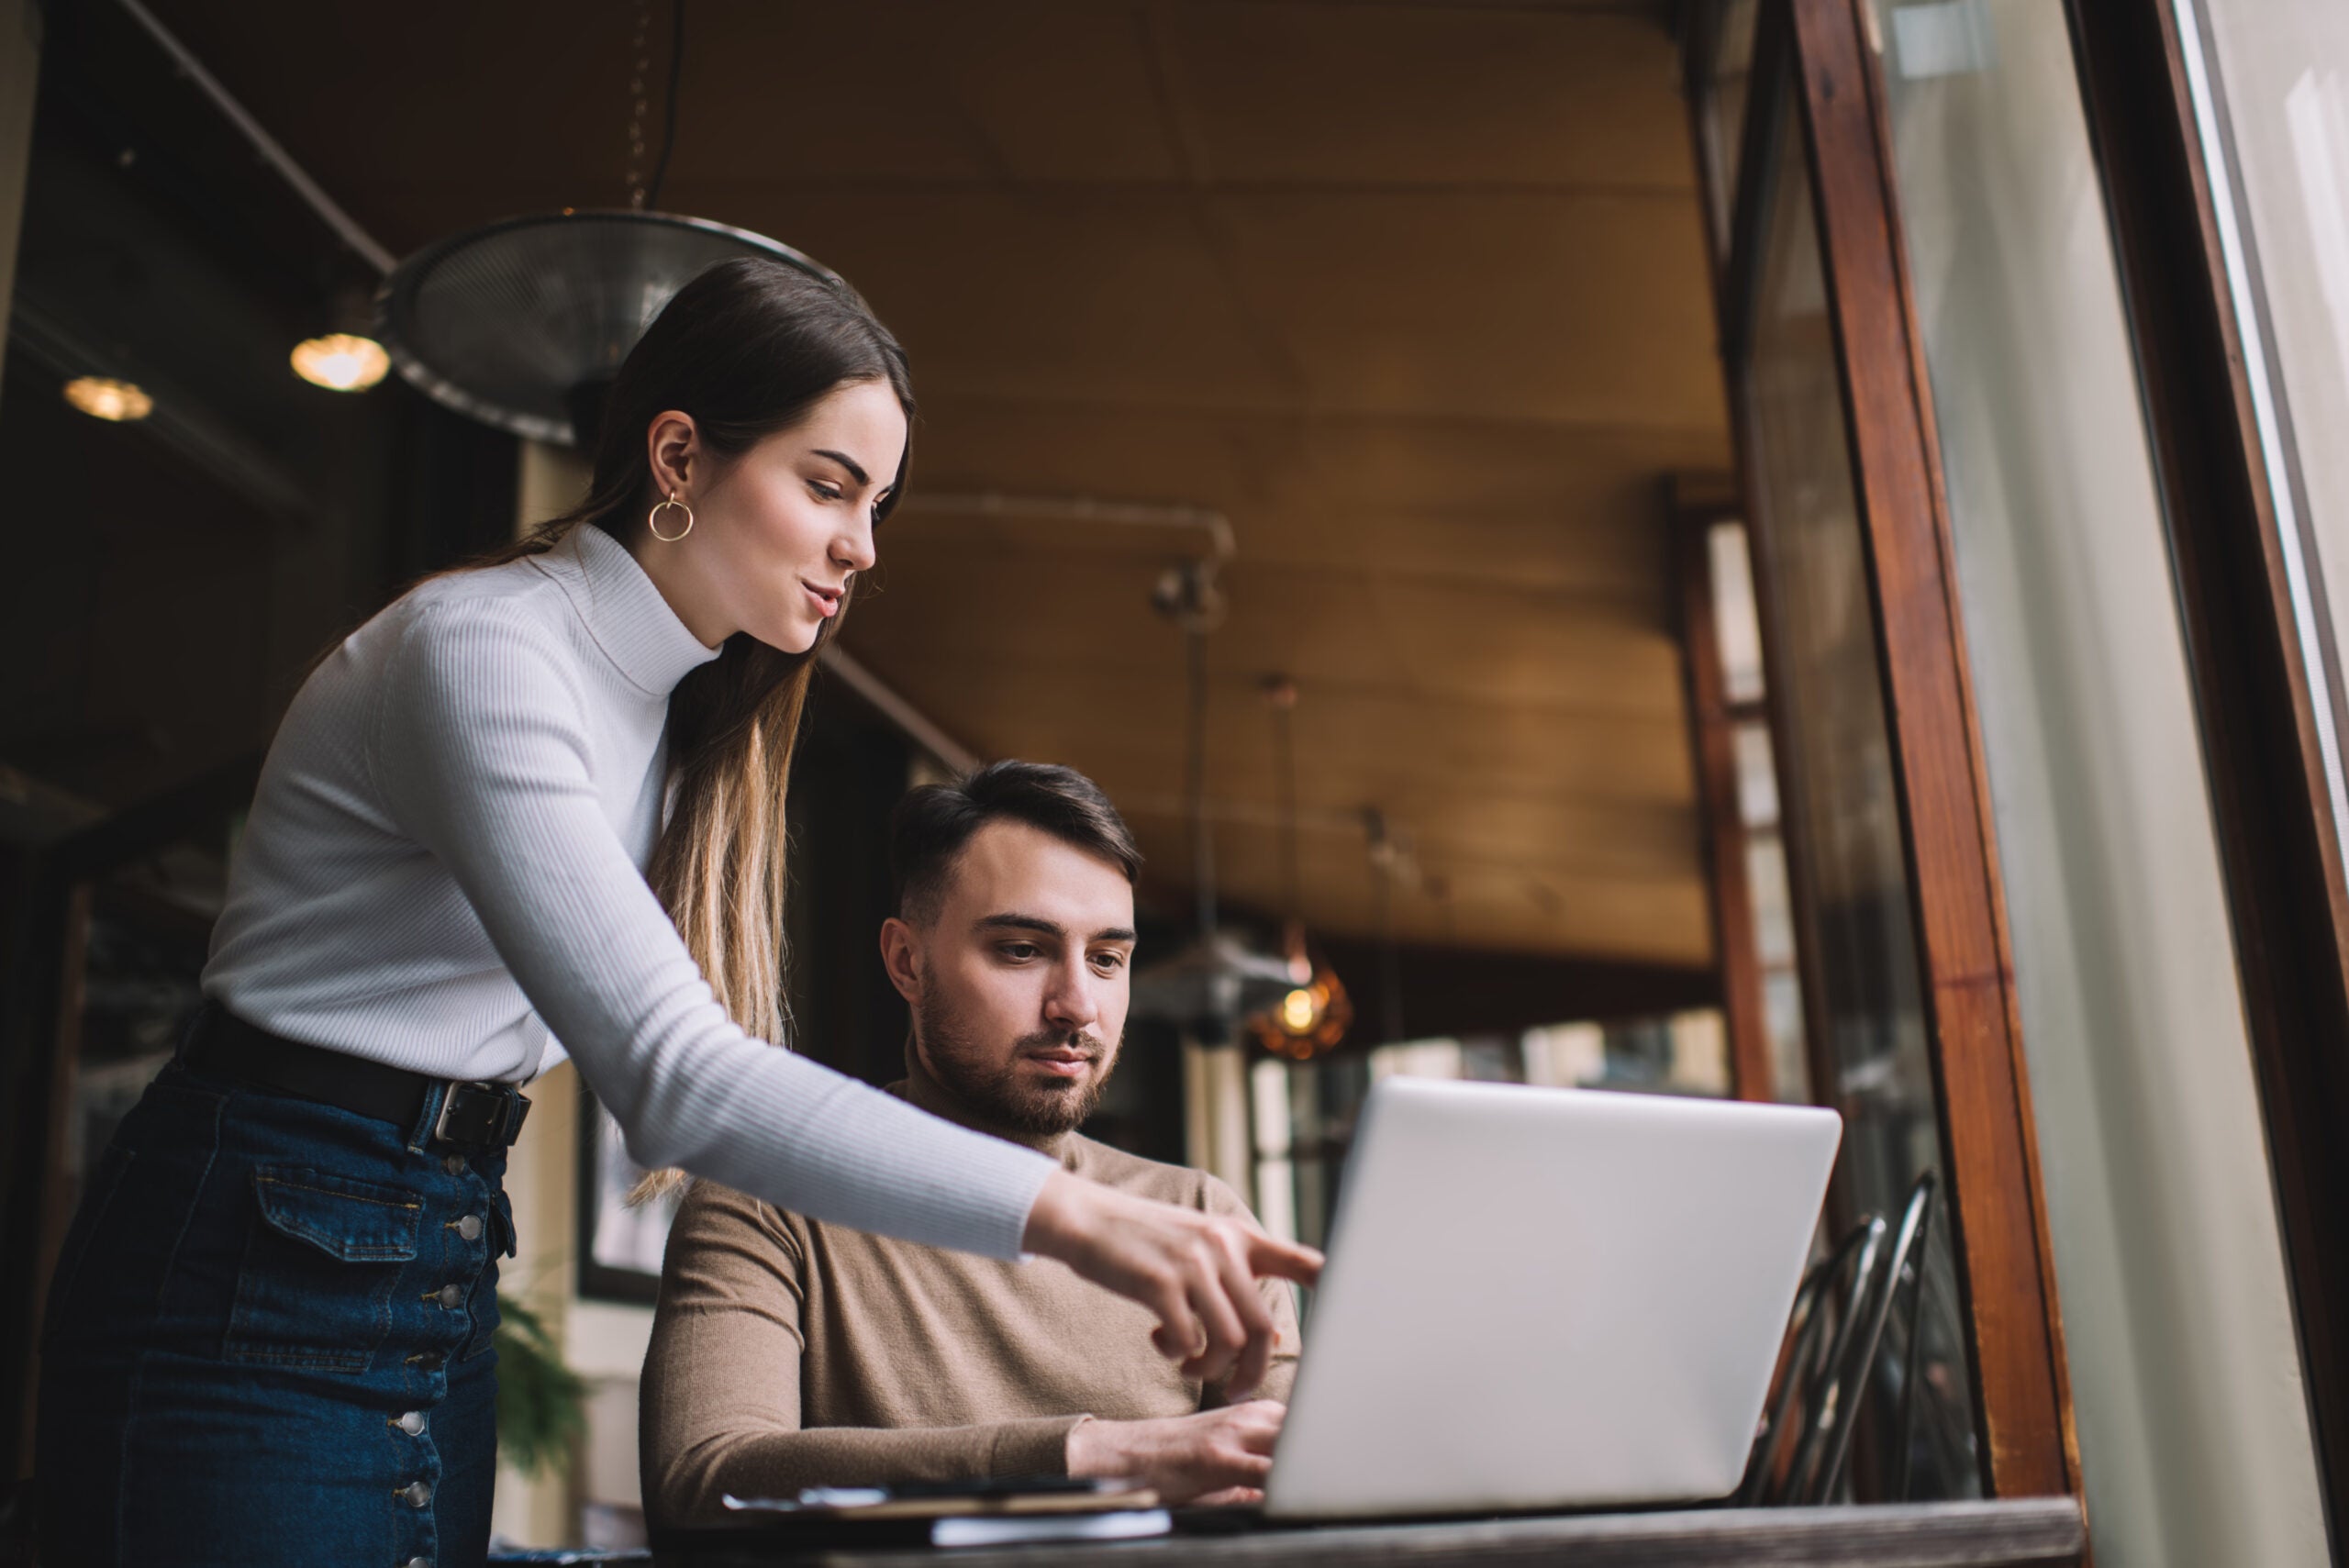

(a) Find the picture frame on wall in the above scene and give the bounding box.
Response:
[574,1088,682,1305]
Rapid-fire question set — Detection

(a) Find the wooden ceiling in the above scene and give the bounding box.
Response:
[141,0,1731,967]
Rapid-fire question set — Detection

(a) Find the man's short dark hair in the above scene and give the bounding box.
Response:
[891,761,1142,927]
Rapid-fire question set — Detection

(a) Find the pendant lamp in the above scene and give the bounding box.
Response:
[1248,677,1353,1059]
[373,0,836,447]
[376,210,834,446]
[1130,562,1297,1043]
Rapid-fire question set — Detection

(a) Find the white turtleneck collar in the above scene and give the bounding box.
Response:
[535,523,725,696]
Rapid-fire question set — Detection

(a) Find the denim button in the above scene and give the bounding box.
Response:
[441,1154,466,1175]
[413,1351,444,1372]
[406,1558,430,1568]
[395,1409,426,1436]
[435,1284,463,1309]
[455,1215,484,1242]
[400,1479,432,1508]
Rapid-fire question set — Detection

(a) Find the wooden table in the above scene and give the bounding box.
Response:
[659,1498,2086,1567]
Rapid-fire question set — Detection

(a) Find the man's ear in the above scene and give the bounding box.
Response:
[879,917,925,1005]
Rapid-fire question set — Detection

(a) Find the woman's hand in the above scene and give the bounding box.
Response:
[1065,1401,1287,1506]
[1021,1170,1322,1396]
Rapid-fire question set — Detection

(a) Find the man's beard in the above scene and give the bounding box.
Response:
[915,992,1121,1139]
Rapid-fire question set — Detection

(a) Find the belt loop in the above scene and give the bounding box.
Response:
[407,1081,450,1155]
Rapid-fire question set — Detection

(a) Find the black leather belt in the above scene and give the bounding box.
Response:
[184,1003,531,1151]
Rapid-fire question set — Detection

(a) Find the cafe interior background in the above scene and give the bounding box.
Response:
[2,0,2346,1562]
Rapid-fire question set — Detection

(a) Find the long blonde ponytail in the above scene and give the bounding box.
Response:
[647,637,815,1052]
[626,635,825,1202]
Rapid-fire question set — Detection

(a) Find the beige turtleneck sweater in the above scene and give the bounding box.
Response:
[639,1065,1302,1527]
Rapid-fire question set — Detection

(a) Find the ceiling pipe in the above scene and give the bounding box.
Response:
[816,648,982,774]
[115,0,396,276]
[102,5,996,792]
[76,39,1260,812]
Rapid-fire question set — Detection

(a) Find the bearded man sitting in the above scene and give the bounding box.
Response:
[640,762,1300,1527]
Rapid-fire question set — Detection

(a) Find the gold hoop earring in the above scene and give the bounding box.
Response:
[649,491,694,542]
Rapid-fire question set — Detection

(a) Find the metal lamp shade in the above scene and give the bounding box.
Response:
[1130,929,1303,1044]
[375,209,837,446]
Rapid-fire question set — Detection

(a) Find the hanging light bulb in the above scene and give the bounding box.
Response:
[291,332,389,392]
[292,277,392,393]
[1258,975,1352,1060]
[1252,917,1353,1059]
[1247,677,1353,1059]
[63,377,153,421]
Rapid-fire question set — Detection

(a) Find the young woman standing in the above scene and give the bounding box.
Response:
[34,259,1318,1568]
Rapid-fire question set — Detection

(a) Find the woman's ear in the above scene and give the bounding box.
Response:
[646,410,700,499]
[878,917,924,1005]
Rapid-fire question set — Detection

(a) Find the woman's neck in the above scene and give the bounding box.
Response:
[612,520,733,651]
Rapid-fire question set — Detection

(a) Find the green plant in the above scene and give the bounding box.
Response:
[493,1293,587,1479]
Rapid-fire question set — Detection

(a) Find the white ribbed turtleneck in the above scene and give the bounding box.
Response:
[203,525,1052,1259]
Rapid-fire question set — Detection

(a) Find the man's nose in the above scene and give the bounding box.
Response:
[1043,961,1101,1031]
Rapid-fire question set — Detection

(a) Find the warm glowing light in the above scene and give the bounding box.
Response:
[63,377,153,421]
[291,333,389,391]
[1251,935,1353,1061]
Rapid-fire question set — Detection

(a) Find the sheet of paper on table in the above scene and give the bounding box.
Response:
[930,1511,1173,1547]
[719,1481,1161,1520]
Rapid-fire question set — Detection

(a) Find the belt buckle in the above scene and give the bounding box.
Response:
[434,1081,526,1149]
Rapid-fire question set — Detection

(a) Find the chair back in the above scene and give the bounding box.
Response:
[1737,1171,1938,1506]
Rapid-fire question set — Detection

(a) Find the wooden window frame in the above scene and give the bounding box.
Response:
[1683,0,2082,1502]
[2061,0,2349,1543]
[1670,484,1776,1105]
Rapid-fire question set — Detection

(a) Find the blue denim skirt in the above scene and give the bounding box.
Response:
[35,1054,516,1568]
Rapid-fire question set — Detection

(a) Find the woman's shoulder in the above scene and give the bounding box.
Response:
[363,555,577,669]
[310,560,596,750]
[397,550,570,624]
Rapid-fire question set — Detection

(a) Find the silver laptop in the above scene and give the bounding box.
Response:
[1262,1076,1842,1519]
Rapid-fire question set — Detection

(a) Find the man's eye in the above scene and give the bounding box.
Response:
[999,943,1038,961]
[1092,952,1128,973]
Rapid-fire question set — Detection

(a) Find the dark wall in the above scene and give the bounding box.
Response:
[0,8,515,1482]
[3,8,516,810]
[783,677,919,1090]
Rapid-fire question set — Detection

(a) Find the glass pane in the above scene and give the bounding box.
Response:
[1733,717,1780,828]
[1764,969,1810,1105]
[1521,1022,1606,1087]
[1697,0,1765,260]
[1745,829,1810,1104]
[1709,520,1769,706]
[2182,0,2349,857]
[1740,83,1983,1496]
[1867,0,2320,1537]
[1252,1014,1737,1248]
[1747,833,1795,967]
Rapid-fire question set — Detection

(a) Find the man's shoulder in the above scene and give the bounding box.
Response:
[671,1177,807,1262]
[1066,1135,1252,1218]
